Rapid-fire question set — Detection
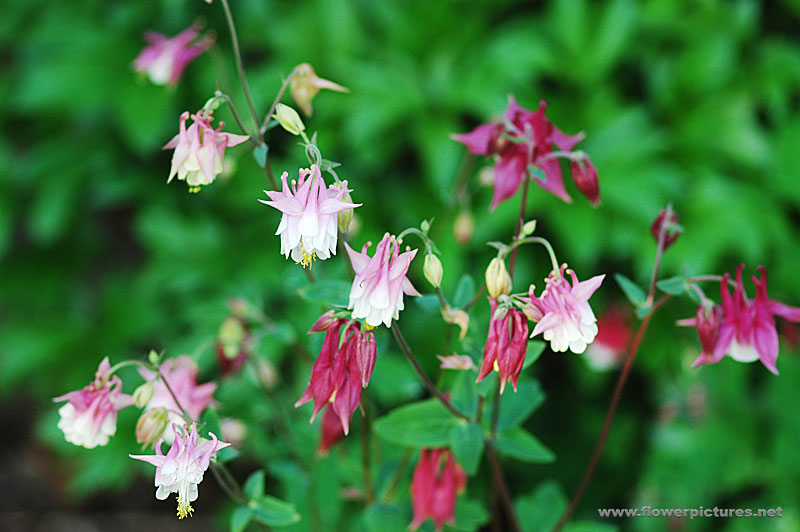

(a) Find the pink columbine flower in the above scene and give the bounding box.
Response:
[295,318,377,434]
[164,111,249,192]
[54,357,134,449]
[139,356,217,441]
[525,266,605,354]
[130,423,230,519]
[260,165,360,268]
[584,306,632,371]
[476,299,529,393]
[345,233,421,328]
[133,24,213,86]
[452,96,592,210]
[682,265,800,374]
[409,448,467,531]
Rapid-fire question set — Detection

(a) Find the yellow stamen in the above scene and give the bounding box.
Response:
[364,323,375,331]
[328,389,337,403]
[176,497,194,519]
[188,186,201,193]
[300,250,317,269]
[493,359,500,373]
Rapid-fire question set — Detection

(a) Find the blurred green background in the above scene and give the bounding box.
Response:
[2,0,800,531]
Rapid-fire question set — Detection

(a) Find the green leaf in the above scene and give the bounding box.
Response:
[495,427,555,463]
[297,279,352,307]
[614,273,646,307]
[450,370,478,418]
[230,506,253,532]
[373,399,461,448]
[497,380,545,432]
[250,495,301,527]
[243,470,265,500]
[522,341,546,371]
[449,422,485,475]
[253,144,268,168]
[515,481,567,532]
[450,497,490,531]
[656,276,686,295]
[363,503,410,532]
[453,274,476,308]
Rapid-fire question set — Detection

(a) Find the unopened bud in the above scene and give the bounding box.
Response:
[650,207,682,250]
[521,220,537,237]
[420,220,431,233]
[335,185,355,232]
[218,316,245,360]
[136,407,169,448]
[441,305,469,340]
[454,211,474,244]
[133,381,154,408]
[147,349,161,365]
[274,103,305,136]
[485,257,512,298]
[423,254,443,288]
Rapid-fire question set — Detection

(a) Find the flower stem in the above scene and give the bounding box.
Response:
[486,444,523,532]
[550,294,671,532]
[381,447,413,502]
[508,174,530,277]
[219,0,260,136]
[646,204,672,306]
[215,90,255,142]
[506,236,560,278]
[391,322,470,421]
[261,67,299,136]
[360,394,375,504]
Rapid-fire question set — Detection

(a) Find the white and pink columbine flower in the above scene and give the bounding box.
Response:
[345,233,421,328]
[130,423,230,519]
[524,265,605,354]
[133,24,213,86]
[164,111,249,192]
[54,357,134,449]
[260,165,360,268]
[139,356,217,442]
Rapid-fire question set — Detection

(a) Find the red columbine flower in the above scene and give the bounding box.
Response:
[133,23,213,86]
[476,299,529,393]
[318,405,345,456]
[585,306,632,371]
[409,448,467,531]
[569,158,600,207]
[295,317,377,434]
[452,96,590,210]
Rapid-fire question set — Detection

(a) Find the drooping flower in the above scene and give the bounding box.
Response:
[54,358,134,449]
[526,266,605,354]
[139,356,217,441]
[318,405,345,456]
[409,449,467,531]
[260,165,360,268]
[584,306,632,371]
[569,158,600,207]
[650,207,681,250]
[164,111,249,192]
[345,233,421,328]
[133,24,213,86]
[476,299,529,393]
[682,265,800,374]
[295,318,376,434]
[290,63,349,116]
[452,96,591,210]
[130,423,230,519]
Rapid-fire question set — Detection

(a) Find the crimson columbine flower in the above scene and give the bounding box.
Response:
[133,24,213,86]
[130,423,230,519]
[295,318,377,434]
[164,111,249,192]
[525,266,605,354]
[584,306,632,371]
[569,158,600,207]
[54,357,134,449]
[476,299,529,393]
[139,356,216,440]
[409,448,467,531]
[318,405,345,456]
[452,96,590,210]
[345,233,421,328]
[260,165,360,268]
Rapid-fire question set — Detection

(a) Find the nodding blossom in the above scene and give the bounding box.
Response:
[525,266,605,354]
[130,423,230,519]
[260,165,360,268]
[164,111,249,192]
[318,405,345,456]
[133,24,213,86]
[295,317,377,434]
[680,265,800,375]
[345,233,421,328]
[54,358,134,449]
[409,448,467,531]
[476,299,529,393]
[452,95,593,210]
[290,63,349,116]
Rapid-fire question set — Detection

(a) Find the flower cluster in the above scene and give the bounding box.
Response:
[410,448,467,531]
[133,24,212,86]
[477,299,529,393]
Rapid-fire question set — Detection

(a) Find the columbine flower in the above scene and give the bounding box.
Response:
[290,63,349,116]
[650,207,681,250]
[345,233,421,328]
[139,356,216,441]
[409,448,467,531]
[318,405,345,456]
[682,265,800,374]
[260,165,360,268]
[54,358,133,449]
[130,423,230,519]
[584,306,632,371]
[452,96,590,210]
[164,111,249,192]
[133,24,213,86]
[295,318,377,434]
[526,266,605,354]
[476,299,529,393]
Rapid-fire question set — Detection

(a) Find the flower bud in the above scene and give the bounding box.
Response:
[133,381,154,408]
[437,353,475,370]
[454,211,474,244]
[485,257,512,298]
[441,305,469,339]
[569,158,600,207]
[650,207,681,250]
[423,254,443,288]
[148,349,161,365]
[218,316,245,360]
[333,183,355,232]
[521,220,537,237]
[274,103,305,136]
[136,407,170,448]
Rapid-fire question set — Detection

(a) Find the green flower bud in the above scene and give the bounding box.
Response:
[274,103,305,136]
[485,257,512,298]
[423,254,443,288]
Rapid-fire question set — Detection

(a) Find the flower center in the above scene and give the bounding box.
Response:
[188,185,201,193]
[176,495,194,519]
[300,250,317,269]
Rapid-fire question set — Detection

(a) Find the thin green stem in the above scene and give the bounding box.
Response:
[646,204,671,306]
[261,67,299,136]
[507,174,530,277]
[486,444,523,532]
[215,91,254,141]
[505,236,560,278]
[381,447,413,502]
[219,0,261,137]
[360,394,375,504]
